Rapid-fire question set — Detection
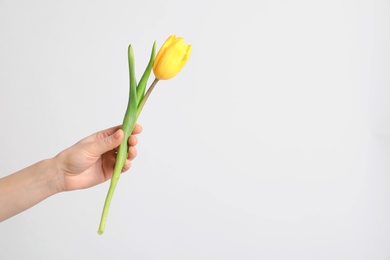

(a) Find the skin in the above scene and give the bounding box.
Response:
[0,124,142,222]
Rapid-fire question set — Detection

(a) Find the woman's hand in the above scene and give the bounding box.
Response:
[54,124,142,192]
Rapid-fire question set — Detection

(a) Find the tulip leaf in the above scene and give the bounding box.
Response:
[122,44,138,139]
[136,41,156,105]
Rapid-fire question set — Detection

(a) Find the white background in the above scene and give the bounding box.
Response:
[1,0,390,259]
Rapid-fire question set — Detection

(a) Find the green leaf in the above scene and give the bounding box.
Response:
[137,41,156,105]
[122,44,138,136]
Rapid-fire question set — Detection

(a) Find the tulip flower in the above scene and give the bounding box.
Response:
[98,35,191,235]
[153,34,192,80]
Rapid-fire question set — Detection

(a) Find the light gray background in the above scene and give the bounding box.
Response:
[1,0,390,259]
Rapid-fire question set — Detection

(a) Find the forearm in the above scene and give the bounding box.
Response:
[0,159,62,222]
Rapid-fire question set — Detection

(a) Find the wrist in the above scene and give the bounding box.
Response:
[40,157,66,194]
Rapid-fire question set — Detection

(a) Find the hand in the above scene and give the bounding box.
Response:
[54,125,142,191]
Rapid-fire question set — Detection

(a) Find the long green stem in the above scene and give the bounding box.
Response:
[97,78,159,235]
[97,40,159,235]
[98,45,138,235]
[97,117,136,235]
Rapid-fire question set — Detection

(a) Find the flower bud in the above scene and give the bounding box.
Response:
[153,35,192,80]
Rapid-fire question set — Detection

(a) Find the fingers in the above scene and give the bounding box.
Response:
[128,146,137,160]
[95,124,141,173]
[76,125,121,144]
[121,147,137,172]
[103,125,122,136]
[128,123,141,148]
[122,129,139,172]
[122,160,132,172]
[84,124,141,144]
[128,125,140,155]
[127,129,139,160]
[87,129,124,156]
[132,124,142,135]
[125,135,138,163]
[128,134,138,147]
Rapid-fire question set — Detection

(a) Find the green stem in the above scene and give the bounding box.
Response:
[98,78,158,235]
[137,78,159,119]
[98,45,138,235]
[97,78,159,235]
[97,120,136,235]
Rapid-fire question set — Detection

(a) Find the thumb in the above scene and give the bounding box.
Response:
[88,129,124,156]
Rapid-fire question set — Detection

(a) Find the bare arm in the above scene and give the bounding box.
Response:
[0,159,60,221]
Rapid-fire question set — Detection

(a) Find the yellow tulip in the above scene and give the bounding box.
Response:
[98,35,192,234]
[153,35,192,80]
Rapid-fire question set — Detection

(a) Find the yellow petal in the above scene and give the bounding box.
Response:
[153,35,192,80]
